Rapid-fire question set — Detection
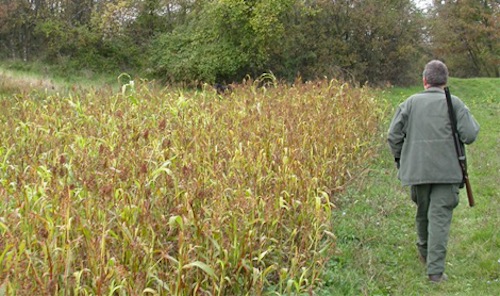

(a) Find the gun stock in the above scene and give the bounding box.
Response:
[464,175,474,207]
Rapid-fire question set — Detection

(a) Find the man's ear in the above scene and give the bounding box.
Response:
[423,77,429,89]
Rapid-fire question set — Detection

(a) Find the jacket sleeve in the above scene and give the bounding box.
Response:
[387,102,408,159]
[454,97,480,144]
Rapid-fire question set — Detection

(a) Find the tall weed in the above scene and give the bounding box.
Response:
[0,77,382,294]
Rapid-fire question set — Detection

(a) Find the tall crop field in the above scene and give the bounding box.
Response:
[0,77,383,295]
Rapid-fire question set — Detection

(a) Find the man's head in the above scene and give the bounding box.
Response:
[423,60,448,88]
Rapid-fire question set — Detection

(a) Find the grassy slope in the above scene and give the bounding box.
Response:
[317,78,500,295]
[0,62,120,96]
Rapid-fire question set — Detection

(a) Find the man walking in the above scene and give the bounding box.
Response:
[387,60,480,282]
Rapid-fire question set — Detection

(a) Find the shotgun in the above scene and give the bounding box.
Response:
[444,86,475,207]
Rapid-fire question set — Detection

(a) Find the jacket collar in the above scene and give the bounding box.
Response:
[423,87,445,93]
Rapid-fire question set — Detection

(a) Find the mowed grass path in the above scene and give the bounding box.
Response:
[317,78,500,295]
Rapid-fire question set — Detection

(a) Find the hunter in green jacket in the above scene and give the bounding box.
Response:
[387,60,480,283]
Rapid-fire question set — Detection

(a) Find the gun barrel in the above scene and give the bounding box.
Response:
[445,87,475,208]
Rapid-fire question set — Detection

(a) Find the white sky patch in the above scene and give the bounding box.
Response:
[414,0,433,10]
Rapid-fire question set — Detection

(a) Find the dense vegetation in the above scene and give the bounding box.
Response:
[1,0,498,85]
[0,73,383,294]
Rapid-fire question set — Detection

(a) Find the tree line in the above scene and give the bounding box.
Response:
[0,0,498,86]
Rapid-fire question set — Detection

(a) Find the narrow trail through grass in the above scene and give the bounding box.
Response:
[317,78,500,295]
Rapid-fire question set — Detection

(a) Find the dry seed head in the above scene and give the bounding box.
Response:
[140,162,148,174]
[100,183,113,196]
[158,119,166,130]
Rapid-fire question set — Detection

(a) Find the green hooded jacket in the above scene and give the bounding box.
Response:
[387,87,480,186]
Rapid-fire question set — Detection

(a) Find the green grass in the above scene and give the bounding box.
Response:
[316,77,500,295]
[0,60,120,86]
[0,61,120,96]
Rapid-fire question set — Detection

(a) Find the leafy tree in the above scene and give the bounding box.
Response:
[0,0,439,85]
[342,0,426,85]
[262,0,426,85]
[148,0,425,85]
[0,1,38,61]
[149,1,243,83]
[149,0,296,83]
[0,1,18,58]
[429,0,500,77]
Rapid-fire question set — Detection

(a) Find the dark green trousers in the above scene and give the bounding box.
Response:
[411,184,460,275]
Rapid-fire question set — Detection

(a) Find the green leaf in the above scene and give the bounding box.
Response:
[182,261,217,279]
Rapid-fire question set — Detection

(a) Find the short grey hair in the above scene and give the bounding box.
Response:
[423,60,448,86]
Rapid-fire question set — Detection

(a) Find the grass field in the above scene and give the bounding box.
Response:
[316,78,500,295]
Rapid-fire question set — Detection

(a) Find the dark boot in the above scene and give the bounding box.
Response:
[428,273,448,283]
